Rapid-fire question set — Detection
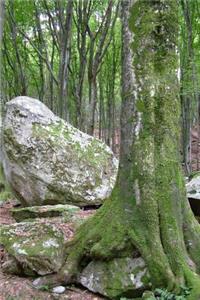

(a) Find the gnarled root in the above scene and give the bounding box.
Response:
[32,195,200,300]
[33,198,132,289]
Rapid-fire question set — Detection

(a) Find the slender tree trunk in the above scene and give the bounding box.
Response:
[58,0,73,121]
[0,0,5,156]
[34,2,45,102]
[181,0,199,173]
[74,0,91,131]
[86,0,116,135]
[9,1,27,95]
[88,77,98,136]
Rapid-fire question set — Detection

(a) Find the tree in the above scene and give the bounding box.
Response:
[33,1,200,298]
[0,0,5,139]
[180,0,199,174]
[2,0,121,134]
[86,0,119,135]
[58,0,73,121]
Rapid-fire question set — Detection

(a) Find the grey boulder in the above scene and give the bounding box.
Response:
[78,257,151,299]
[0,221,65,276]
[2,96,118,207]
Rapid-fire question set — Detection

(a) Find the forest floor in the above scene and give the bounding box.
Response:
[0,200,106,300]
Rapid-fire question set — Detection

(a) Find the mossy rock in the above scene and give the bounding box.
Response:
[0,221,65,276]
[186,175,200,204]
[2,96,118,207]
[79,257,151,299]
[11,204,80,222]
[188,171,200,181]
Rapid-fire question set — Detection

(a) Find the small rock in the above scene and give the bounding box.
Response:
[11,204,80,222]
[32,277,42,287]
[52,286,66,294]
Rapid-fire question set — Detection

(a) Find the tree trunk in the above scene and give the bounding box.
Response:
[33,1,200,299]
[88,76,97,136]
[58,0,73,121]
[181,0,199,173]
[0,0,5,156]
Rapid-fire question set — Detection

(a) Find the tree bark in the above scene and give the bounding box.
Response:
[33,1,200,299]
[58,0,73,121]
[86,0,117,135]
[0,0,5,156]
[181,0,199,173]
[74,0,92,131]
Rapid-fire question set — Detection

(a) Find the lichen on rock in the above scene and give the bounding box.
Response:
[78,257,151,299]
[2,96,118,207]
[11,204,80,222]
[0,221,65,276]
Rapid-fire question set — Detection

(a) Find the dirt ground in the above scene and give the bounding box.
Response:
[0,200,106,300]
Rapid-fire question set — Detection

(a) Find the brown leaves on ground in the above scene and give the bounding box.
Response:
[0,200,106,300]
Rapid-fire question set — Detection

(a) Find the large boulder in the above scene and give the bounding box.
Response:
[2,96,118,207]
[78,257,151,299]
[0,221,66,276]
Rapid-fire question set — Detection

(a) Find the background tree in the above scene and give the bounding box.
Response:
[3,0,200,166]
[0,0,5,143]
[2,0,121,151]
[180,0,200,173]
[0,0,12,201]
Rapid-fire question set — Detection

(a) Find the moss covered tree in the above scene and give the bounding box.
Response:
[34,0,200,298]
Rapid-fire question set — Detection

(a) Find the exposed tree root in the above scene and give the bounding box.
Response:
[32,190,200,300]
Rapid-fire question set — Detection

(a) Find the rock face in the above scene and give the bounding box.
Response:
[2,96,118,207]
[186,174,200,216]
[0,221,65,276]
[186,173,200,200]
[11,204,80,222]
[79,257,151,299]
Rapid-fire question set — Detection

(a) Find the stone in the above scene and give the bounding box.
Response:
[186,174,200,216]
[2,96,118,207]
[11,204,80,222]
[52,286,66,294]
[186,173,200,200]
[0,221,65,276]
[78,257,151,299]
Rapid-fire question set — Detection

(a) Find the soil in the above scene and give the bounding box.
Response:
[0,199,106,300]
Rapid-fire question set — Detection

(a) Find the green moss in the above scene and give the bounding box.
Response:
[31,2,200,298]
[11,204,80,222]
[0,222,65,276]
[0,164,13,201]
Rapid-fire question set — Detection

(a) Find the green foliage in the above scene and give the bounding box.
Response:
[153,286,191,300]
[2,0,121,138]
[0,164,13,201]
[119,287,191,300]
[37,284,50,292]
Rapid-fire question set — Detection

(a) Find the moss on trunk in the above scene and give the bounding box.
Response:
[33,1,200,299]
